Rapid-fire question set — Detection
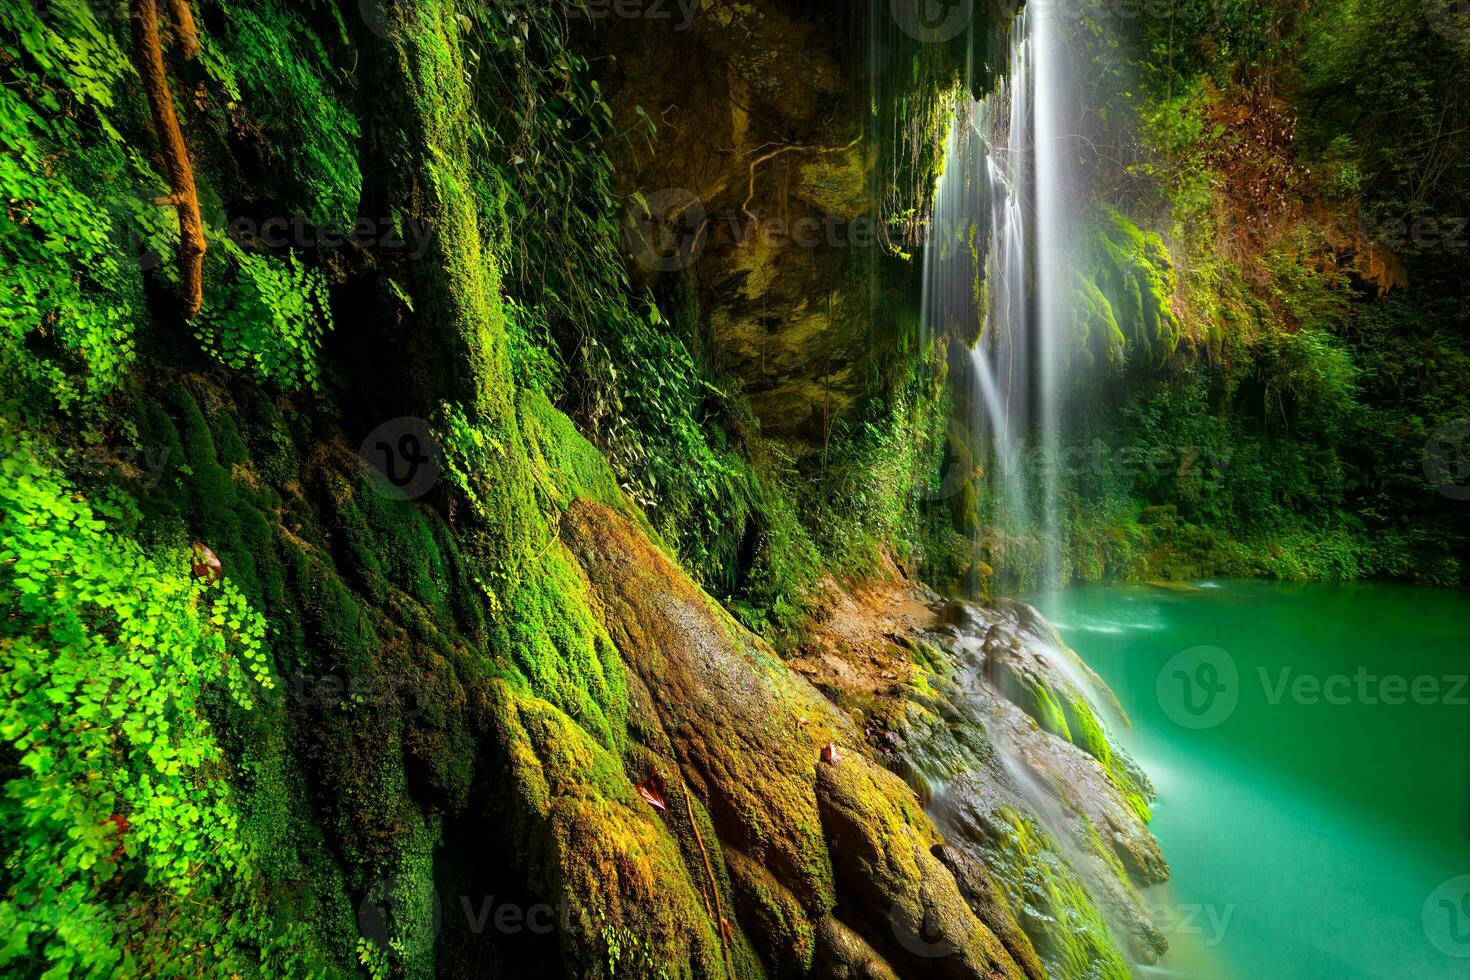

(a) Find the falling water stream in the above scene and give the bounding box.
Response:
[924,2,1075,594]
[922,15,1470,979]
[916,14,1173,975]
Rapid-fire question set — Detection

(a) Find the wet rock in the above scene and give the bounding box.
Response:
[941,599,982,631]
[561,499,1033,978]
[812,914,901,980]
[887,607,1171,972]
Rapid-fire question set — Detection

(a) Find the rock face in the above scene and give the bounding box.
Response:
[578,0,1005,448]
[581,0,885,445]
[561,499,1040,978]
[795,579,1172,977]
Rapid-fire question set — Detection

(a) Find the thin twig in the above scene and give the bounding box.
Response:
[681,776,734,980]
[742,136,863,223]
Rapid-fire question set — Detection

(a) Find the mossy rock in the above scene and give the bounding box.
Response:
[561,499,1035,979]
[487,680,727,979]
[1078,208,1184,370]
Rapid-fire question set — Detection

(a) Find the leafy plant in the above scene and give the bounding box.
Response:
[0,417,275,977]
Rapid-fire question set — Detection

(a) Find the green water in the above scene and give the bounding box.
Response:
[1030,581,1470,979]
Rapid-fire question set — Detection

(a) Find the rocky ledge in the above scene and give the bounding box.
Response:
[502,499,1169,978]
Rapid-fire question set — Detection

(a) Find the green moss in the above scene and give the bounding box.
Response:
[1080,208,1184,369]
[520,389,638,521]
[982,807,1132,980]
[497,548,629,753]
[994,653,1154,823]
[487,681,726,979]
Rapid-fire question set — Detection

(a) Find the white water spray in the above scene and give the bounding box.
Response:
[924,3,1078,593]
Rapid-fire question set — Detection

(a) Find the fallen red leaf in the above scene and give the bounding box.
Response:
[103,813,130,861]
[820,742,841,765]
[191,541,222,583]
[635,770,667,812]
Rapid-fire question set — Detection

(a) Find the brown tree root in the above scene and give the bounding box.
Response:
[128,0,206,317]
[680,777,734,980]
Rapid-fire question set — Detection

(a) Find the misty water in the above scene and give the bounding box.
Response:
[1031,581,1470,979]
[929,7,1470,976]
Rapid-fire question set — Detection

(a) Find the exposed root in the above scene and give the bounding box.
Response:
[681,776,734,980]
[129,0,206,317]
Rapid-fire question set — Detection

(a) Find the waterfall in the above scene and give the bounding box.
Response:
[912,15,1175,974]
[925,2,1077,594]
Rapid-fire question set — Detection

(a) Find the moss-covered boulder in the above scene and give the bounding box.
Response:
[562,499,1036,979]
[1076,208,1184,370]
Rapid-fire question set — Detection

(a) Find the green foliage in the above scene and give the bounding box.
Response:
[1296,0,1470,230]
[0,0,355,411]
[1021,0,1470,590]
[983,807,1131,980]
[196,0,362,228]
[452,1,955,643]
[0,1,148,412]
[1078,209,1182,368]
[195,241,334,389]
[0,416,280,977]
